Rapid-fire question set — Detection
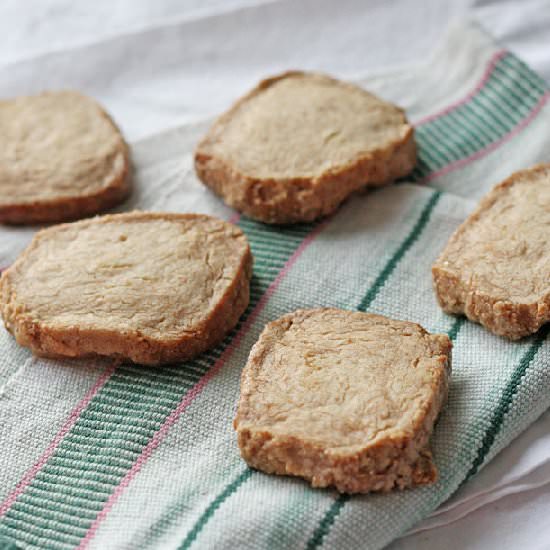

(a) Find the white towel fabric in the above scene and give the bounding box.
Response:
[1,1,550,548]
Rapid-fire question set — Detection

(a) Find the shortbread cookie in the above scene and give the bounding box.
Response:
[0,91,130,224]
[234,309,451,493]
[195,72,416,224]
[433,165,550,340]
[0,212,252,365]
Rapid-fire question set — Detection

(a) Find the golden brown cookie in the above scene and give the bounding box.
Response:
[433,164,550,340]
[0,212,252,365]
[234,308,451,493]
[0,91,130,224]
[195,72,416,224]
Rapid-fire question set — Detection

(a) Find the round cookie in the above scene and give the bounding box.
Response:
[433,164,550,340]
[234,308,451,494]
[0,91,130,224]
[0,212,252,365]
[195,71,416,224]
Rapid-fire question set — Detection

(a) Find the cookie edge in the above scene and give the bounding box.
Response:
[432,164,550,340]
[0,212,252,365]
[195,71,417,224]
[234,308,452,493]
[0,91,131,225]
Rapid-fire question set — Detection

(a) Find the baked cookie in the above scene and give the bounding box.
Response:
[433,164,550,340]
[195,71,416,224]
[0,212,252,365]
[234,308,451,493]
[0,91,130,224]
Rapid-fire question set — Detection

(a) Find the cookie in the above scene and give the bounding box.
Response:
[0,212,252,365]
[433,164,550,339]
[234,308,451,493]
[195,71,416,224]
[0,91,130,224]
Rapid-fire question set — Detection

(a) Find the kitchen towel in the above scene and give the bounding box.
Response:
[0,20,549,550]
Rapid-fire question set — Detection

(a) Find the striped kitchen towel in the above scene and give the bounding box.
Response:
[0,20,549,550]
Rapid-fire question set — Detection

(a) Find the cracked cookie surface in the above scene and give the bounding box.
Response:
[0,90,130,224]
[0,212,252,365]
[234,308,451,493]
[433,164,550,339]
[195,71,416,224]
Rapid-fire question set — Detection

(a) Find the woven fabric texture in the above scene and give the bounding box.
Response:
[0,21,549,550]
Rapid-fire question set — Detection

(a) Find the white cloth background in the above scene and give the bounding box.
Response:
[1,1,549,548]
